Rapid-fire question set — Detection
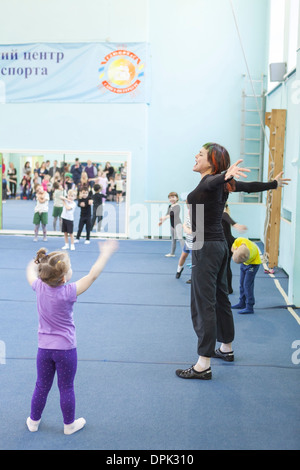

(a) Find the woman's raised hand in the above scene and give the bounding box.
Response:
[225,159,250,181]
[274,171,291,187]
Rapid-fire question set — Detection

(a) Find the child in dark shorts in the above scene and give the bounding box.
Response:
[61,189,77,251]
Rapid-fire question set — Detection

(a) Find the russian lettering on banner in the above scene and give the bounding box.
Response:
[0,42,149,103]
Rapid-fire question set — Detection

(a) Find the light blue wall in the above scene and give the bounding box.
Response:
[146,0,270,202]
[264,64,300,305]
[0,0,270,239]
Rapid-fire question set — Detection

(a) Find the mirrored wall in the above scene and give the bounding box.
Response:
[0,149,130,237]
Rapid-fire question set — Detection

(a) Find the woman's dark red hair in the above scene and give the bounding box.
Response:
[203,142,235,192]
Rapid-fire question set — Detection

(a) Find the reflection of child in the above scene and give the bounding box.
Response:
[98,170,108,196]
[231,237,261,314]
[91,184,106,232]
[75,187,93,244]
[115,173,123,203]
[42,174,51,194]
[52,182,64,231]
[33,185,49,242]
[159,192,184,257]
[26,239,118,435]
[106,177,115,201]
[61,190,77,251]
[91,169,108,197]
[64,173,74,192]
[20,171,32,200]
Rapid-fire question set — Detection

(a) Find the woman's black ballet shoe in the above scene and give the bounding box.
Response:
[175,366,212,380]
[212,348,234,362]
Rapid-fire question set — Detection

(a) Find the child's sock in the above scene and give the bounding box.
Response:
[64,418,86,435]
[26,417,41,432]
[177,264,183,273]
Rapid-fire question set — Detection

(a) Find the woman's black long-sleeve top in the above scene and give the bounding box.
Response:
[187,173,277,242]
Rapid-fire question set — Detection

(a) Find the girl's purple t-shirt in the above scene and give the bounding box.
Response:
[32,278,77,350]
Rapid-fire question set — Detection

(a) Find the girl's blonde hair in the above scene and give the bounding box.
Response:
[68,189,76,198]
[34,248,70,287]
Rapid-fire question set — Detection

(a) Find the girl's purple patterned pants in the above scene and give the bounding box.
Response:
[30,348,77,425]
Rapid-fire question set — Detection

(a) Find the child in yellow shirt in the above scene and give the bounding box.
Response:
[231,237,261,314]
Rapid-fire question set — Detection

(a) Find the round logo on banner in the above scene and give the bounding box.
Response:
[98,49,144,94]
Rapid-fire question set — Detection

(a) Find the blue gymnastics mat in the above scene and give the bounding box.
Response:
[0,235,299,450]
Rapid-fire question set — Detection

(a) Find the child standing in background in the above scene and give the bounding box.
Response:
[33,185,49,242]
[159,192,184,257]
[231,237,261,314]
[61,189,77,251]
[222,204,247,294]
[176,203,193,280]
[26,239,118,435]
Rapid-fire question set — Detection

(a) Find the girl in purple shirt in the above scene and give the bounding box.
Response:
[26,239,118,435]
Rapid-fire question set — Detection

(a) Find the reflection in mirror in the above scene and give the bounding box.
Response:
[0,150,130,238]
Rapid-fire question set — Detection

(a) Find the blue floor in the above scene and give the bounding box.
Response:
[0,235,299,450]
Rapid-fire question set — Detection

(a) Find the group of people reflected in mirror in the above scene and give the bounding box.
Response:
[1,154,128,235]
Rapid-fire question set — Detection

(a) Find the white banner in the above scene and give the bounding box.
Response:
[0,42,150,103]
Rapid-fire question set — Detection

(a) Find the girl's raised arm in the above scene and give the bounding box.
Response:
[75,240,118,296]
[26,260,38,286]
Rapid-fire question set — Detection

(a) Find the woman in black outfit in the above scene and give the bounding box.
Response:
[176,143,289,380]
